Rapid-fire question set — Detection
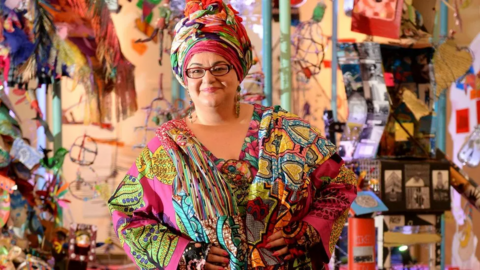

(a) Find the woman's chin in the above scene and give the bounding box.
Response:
[198,96,226,108]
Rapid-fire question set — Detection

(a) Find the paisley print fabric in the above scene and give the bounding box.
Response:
[108,104,357,270]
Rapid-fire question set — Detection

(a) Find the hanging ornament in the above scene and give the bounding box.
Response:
[291,1,328,83]
[40,147,69,174]
[433,39,473,96]
[291,0,307,8]
[69,134,98,166]
[68,167,99,201]
[135,0,173,65]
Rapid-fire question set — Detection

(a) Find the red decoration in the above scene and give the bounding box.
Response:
[477,100,480,125]
[456,108,470,134]
[351,0,403,39]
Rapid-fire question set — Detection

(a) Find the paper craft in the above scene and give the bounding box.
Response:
[135,18,158,43]
[351,190,388,215]
[10,138,43,169]
[131,39,147,55]
[456,108,470,134]
[433,40,473,94]
[402,89,430,121]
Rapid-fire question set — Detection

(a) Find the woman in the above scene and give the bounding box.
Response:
[108,1,357,269]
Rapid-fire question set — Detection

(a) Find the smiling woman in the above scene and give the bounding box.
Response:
[108,0,357,269]
[185,53,240,113]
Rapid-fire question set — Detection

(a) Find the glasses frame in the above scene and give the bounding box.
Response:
[185,64,233,79]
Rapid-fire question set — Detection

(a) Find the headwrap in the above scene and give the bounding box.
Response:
[170,0,253,87]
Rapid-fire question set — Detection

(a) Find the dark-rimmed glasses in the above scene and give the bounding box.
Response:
[185,64,233,79]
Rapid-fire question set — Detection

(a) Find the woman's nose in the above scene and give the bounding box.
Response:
[202,69,216,83]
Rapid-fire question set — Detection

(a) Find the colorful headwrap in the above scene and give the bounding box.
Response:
[170,0,253,87]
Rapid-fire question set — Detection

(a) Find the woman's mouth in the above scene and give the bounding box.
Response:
[201,87,221,93]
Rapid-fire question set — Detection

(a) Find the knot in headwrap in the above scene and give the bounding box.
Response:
[170,0,253,87]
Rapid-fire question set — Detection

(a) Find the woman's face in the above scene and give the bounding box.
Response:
[186,52,239,110]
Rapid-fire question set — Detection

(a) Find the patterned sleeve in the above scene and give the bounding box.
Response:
[294,129,357,264]
[108,137,191,270]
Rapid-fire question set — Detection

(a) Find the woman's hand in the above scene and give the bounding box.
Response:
[205,246,230,270]
[266,231,293,261]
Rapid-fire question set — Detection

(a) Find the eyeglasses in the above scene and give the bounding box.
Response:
[185,64,233,79]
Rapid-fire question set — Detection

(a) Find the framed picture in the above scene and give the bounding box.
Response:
[68,223,97,262]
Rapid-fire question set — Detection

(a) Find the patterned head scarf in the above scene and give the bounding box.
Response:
[170,0,253,87]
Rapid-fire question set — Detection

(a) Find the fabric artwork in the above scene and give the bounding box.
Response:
[109,104,357,270]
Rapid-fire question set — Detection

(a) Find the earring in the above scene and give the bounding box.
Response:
[235,86,241,118]
[188,100,194,123]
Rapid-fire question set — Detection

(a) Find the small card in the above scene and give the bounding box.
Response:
[351,190,388,215]
[10,138,43,170]
[384,72,394,87]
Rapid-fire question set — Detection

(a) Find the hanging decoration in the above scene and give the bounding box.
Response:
[131,39,148,55]
[433,39,473,96]
[351,0,404,39]
[45,0,138,124]
[290,2,328,122]
[135,0,184,65]
[133,73,185,148]
[291,1,327,83]
[69,134,98,166]
[68,167,99,201]
[40,147,69,175]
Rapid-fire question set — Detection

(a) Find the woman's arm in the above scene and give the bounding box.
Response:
[302,153,357,264]
[268,130,357,265]
[108,138,191,270]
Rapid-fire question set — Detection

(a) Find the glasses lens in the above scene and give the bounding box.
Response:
[211,65,230,76]
[187,68,205,79]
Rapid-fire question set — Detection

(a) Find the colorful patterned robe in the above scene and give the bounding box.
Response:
[109,105,357,270]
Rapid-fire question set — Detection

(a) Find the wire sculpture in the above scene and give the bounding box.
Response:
[69,134,98,166]
[133,73,187,149]
[289,1,330,121]
[68,166,99,202]
[291,1,328,83]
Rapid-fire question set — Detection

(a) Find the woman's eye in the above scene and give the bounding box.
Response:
[191,69,202,73]
[213,66,227,72]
